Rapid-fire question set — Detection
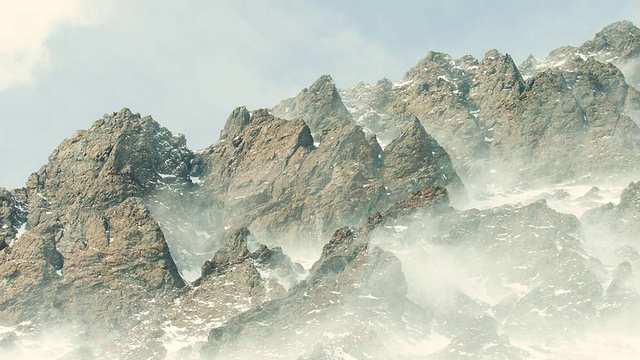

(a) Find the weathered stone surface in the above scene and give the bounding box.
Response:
[0,188,27,251]
[382,117,463,203]
[100,227,299,359]
[341,78,397,143]
[341,26,640,185]
[202,226,424,359]
[0,109,189,335]
[272,75,353,139]
[198,107,464,245]
[218,106,251,141]
[523,20,640,91]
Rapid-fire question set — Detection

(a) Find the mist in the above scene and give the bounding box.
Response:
[2,13,640,359]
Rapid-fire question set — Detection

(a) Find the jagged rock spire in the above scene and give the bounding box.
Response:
[271,74,353,139]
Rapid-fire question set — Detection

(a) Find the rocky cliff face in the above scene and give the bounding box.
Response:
[196,102,464,246]
[341,26,640,185]
[200,186,535,359]
[0,109,189,336]
[0,103,466,357]
[99,227,301,359]
[0,188,27,251]
[202,226,419,359]
[271,75,353,140]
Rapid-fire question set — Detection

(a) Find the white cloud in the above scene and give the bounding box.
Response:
[0,0,111,91]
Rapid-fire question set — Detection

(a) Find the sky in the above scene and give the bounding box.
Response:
[0,0,638,189]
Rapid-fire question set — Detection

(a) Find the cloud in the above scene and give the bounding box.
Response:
[0,0,111,91]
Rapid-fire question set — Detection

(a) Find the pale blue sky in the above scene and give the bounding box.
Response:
[1,0,637,189]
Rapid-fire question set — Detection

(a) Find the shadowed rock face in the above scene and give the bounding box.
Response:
[382,117,463,203]
[196,103,464,245]
[0,109,188,334]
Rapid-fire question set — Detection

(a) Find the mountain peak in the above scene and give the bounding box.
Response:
[582,20,640,60]
[483,48,503,60]
[219,106,251,140]
[405,51,455,79]
[474,49,525,101]
[381,117,464,203]
[596,20,639,38]
[271,74,352,139]
[480,49,519,68]
[310,74,335,87]
[423,51,454,64]
[519,54,543,79]
[398,117,428,139]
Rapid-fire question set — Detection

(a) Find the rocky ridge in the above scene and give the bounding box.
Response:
[520,20,640,90]
[0,102,466,357]
[0,188,27,251]
[201,201,436,359]
[271,75,353,140]
[340,23,640,185]
[582,181,640,242]
[1,20,639,360]
[0,109,189,337]
[195,97,464,246]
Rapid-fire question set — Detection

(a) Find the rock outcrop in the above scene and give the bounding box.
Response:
[369,197,605,344]
[381,117,463,203]
[521,20,640,91]
[272,75,353,139]
[582,180,640,242]
[100,227,300,359]
[201,186,530,359]
[0,109,189,336]
[202,226,422,359]
[340,24,640,185]
[0,188,27,251]
[196,105,464,245]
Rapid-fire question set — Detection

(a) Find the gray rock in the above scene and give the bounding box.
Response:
[526,20,640,91]
[381,117,464,204]
[341,43,640,185]
[370,198,603,343]
[272,75,353,140]
[100,227,294,359]
[219,106,251,140]
[0,109,189,336]
[198,107,464,246]
[0,188,27,251]
[598,261,640,323]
